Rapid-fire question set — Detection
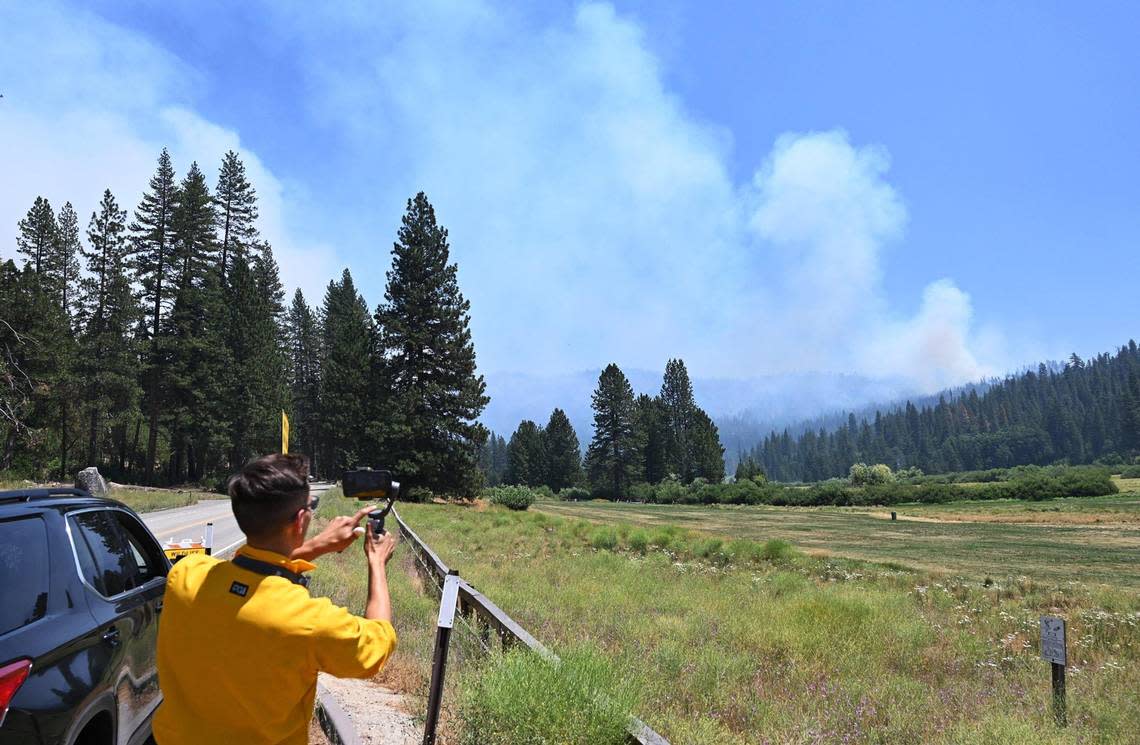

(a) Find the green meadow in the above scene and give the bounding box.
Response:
[309,488,1140,744]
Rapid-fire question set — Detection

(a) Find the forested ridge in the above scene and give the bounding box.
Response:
[483,359,726,497]
[746,345,1140,482]
[1,149,487,494]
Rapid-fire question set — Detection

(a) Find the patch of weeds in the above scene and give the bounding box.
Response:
[459,647,638,745]
[590,526,619,551]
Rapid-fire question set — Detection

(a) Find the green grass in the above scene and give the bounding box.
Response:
[0,475,209,513]
[459,647,639,745]
[307,493,1140,743]
[535,497,1140,589]
[110,486,209,513]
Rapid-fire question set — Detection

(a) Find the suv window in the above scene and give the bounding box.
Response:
[70,511,139,597]
[110,511,167,584]
[0,516,49,635]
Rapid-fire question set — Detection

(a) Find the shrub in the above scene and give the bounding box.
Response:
[534,485,555,499]
[628,482,656,502]
[486,485,536,511]
[404,486,434,503]
[653,477,687,504]
[559,486,591,501]
[589,526,618,550]
[759,539,797,562]
[1120,465,1140,479]
[693,538,728,565]
[628,529,649,553]
[849,462,895,486]
[649,528,674,549]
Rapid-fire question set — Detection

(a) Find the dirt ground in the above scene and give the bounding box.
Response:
[317,674,420,745]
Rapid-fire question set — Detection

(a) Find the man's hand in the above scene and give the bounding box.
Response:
[363,522,398,569]
[292,506,373,561]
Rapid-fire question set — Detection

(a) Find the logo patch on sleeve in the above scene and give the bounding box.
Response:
[229,581,249,597]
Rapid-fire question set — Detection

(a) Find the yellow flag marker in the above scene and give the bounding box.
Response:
[281,410,290,454]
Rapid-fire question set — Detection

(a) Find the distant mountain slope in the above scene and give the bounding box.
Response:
[745,341,1140,481]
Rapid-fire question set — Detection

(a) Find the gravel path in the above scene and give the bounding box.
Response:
[317,674,420,745]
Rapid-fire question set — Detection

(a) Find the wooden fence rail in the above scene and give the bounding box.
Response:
[393,507,670,745]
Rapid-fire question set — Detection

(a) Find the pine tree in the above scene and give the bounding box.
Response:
[50,202,83,320]
[584,364,642,499]
[46,201,83,476]
[16,197,56,275]
[253,242,287,341]
[660,358,696,481]
[635,393,668,484]
[130,149,179,483]
[286,289,322,466]
[0,265,72,476]
[79,190,141,476]
[163,165,229,482]
[317,270,374,475]
[505,420,545,486]
[214,150,259,281]
[374,193,489,496]
[222,256,285,469]
[170,163,216,288]
[691,408,726,482]
[541,408,581,491]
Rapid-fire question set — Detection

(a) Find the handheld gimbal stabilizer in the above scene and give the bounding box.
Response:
[342,467,402,536]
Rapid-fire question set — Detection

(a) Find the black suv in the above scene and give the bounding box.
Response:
[0,489,169,745]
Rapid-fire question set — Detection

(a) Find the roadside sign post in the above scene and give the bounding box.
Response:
[1040,616,1067,726]
[423,569,460,745]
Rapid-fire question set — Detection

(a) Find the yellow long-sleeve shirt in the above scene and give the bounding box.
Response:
[153,545,396,745]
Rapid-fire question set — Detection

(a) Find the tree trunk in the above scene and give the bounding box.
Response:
[88,406,99,468]
[145,399,159,485]
[59,399,69,480]
[129,415,142,479]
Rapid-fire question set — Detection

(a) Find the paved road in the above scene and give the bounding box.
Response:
[140,482,335,558]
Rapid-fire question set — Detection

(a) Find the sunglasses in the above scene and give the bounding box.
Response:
[306,495,320,512]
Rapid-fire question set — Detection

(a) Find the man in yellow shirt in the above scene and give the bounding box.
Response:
[153,453,398,745]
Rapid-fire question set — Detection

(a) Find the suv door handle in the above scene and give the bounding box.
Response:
[102,627,120,647]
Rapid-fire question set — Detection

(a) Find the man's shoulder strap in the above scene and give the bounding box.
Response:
[231,554,311,588]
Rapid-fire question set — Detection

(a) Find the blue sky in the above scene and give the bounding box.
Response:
[2,1,1137,402]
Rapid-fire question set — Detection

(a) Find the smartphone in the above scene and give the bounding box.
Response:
[342,468,396,500]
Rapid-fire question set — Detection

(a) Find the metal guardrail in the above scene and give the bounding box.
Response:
[392,506,670,745]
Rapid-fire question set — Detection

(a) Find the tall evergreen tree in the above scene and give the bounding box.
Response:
[222,256,285,469]
[163,166,228,482]
[130,148,179,483]
[16,197,56,275]
[505,420,545,487]
[584,364,642,499]
[542,408,582,491]
[691,408,726,482]
[286,289,322,466]
[635,393,668,484]
[374,193,489,496]
[80,190,141,475]
[317,270,373,475]
[660,358,696,481]
[0,265,72,475]
[170,163,216,287]
[50,202,83,320]
[253,242,287,340]
[213,150,259,281]
[46,201,83,476]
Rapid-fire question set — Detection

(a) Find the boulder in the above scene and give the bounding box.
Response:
[75,467,109,498]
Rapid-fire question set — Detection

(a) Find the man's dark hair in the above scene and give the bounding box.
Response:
[228,454,311,539]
